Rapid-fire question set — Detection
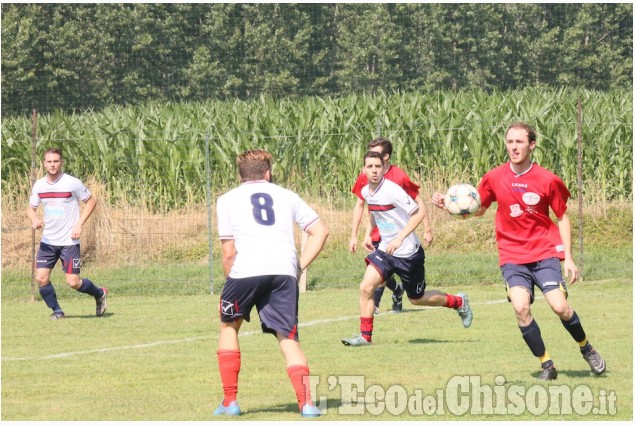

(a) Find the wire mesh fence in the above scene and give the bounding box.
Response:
[1,3,632,301]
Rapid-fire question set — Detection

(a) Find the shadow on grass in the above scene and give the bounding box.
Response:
[530,369,609,379]
[240,397,342,416]
[59,312,115,319]
[409,337,478,344]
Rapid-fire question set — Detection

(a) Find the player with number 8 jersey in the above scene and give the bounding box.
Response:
[214,149,329,418]
[217,184,319,278]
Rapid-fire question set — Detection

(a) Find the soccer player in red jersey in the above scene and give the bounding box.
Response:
[214,150,329,417]
[350,138,432,314]
[342,151,472,347]
[432,122,606,380]
[27,148,107,319]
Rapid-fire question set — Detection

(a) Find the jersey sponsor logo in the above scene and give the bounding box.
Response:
[522,192,541,205]
[221,300,234,316]
[45,205,64,217]
[509,204,523,217]
[511,182,528,188]
[555,244,565,252]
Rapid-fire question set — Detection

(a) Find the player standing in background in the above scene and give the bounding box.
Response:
[342,151,472,347]
[214,149,329,417]
[350,137,432,314]
[27,147,107,319]
[432,122,606,380]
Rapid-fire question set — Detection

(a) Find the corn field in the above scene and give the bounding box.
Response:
[2,87,632,209]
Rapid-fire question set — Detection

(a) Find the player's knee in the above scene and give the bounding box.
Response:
[66,275,81,289]
[359,281,375,297]
[512,303,531,322]
[35,275,49,286]
[550,302,572,319]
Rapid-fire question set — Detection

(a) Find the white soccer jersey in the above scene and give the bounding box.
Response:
[217,180,320,278]
[29,173,92,246]
[361,178,420,258]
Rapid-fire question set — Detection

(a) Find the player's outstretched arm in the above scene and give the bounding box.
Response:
[431,191,446,209]
[299,219,329,271]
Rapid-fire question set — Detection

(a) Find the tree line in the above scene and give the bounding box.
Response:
[1,3,632,116]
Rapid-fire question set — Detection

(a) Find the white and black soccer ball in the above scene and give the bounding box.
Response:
[444,183,481,219]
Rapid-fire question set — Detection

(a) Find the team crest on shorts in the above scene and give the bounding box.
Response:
[221,300,234,316]
[73,258,81,268]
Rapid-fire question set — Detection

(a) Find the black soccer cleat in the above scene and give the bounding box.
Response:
[538,365,558,381]
[583,349,606,375]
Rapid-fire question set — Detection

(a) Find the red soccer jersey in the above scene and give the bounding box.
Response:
[352,165,420,242]
[478,162,571,266]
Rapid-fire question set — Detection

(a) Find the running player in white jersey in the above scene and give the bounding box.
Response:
[27,148,107,320]
[341,151,473,347]
[214,149,329,418]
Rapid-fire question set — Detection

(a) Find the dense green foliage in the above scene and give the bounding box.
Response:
[1,88,632,209]
[1,3,632,116]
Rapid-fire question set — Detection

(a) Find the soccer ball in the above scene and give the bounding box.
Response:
[445,183,481,219]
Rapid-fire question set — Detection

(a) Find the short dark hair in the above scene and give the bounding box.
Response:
[236,149,272,182]
[506,122,536,143]
[367,137,393,158]
[363,150,384,166]
[43,147,63,161]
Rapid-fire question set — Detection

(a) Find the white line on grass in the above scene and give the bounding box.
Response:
[2,296,515,362]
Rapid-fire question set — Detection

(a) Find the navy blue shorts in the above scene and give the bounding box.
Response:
[219,275,300,341]
[365,247,426,299]
[501,257,568,304]
[36,242,81,274]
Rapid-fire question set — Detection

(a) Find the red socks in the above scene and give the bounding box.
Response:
[217,349,241,406]
[361,316,374,342]
[445,294,463,309]
[287,365,312,410]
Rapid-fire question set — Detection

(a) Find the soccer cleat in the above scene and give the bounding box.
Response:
[301,404,321,418]
[96,287,108,317]
[538,365,558,381]
[50,311,66,320]
[391,286,403,312]
[583,349,607,375]
[341,334,372,347]
[456,292,473,328]
[213,400,241,416]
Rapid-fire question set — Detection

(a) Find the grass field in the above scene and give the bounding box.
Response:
[2,277,631,421]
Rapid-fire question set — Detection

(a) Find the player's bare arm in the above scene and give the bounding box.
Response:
[71,195,97,240]
[26,205,43,229]
[299,219,329,271]
[557,212,578,285]
[220,239,237,279]
[362,212,376,252]
[420,200,433,247]
[385,196,424,255]
[431,191,446,209]
[349,198,365,253]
